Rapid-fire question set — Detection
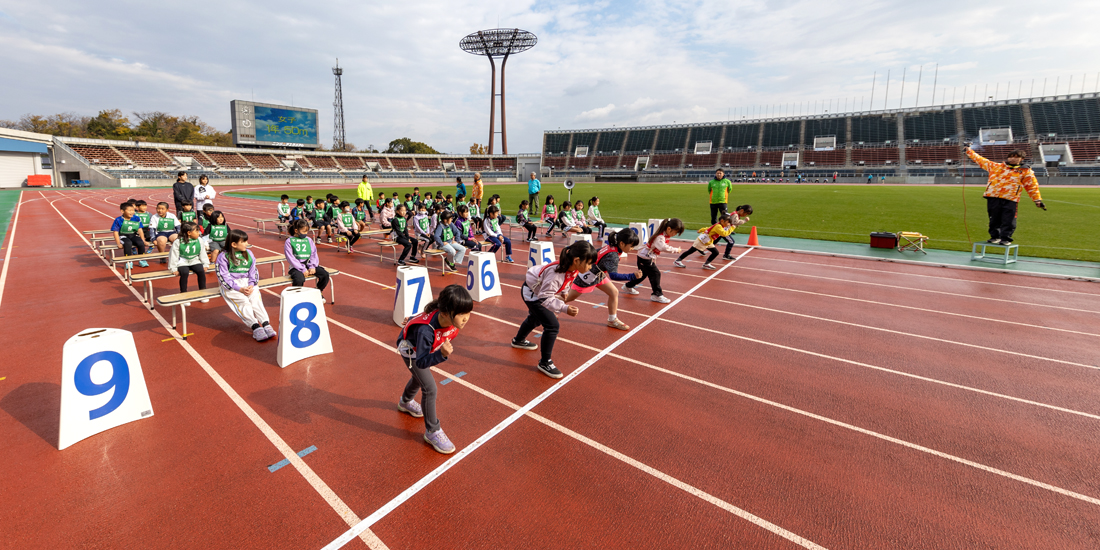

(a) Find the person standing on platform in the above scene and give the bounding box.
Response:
[965,145,1045,245]
[172,171,194,214]
[356,174,375,221]
[707,168,734,224]
[527,171,541,215]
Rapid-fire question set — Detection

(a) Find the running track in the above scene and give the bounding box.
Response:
[2,186,1100,549]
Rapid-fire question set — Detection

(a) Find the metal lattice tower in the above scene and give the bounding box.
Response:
[332,59,346,151]
[460,29,537,154]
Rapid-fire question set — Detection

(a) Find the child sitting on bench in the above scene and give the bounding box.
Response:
[216,229,274,342]
[168,221,210,302]
[285,219,331,296]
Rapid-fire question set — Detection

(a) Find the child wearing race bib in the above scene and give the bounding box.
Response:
[290,199,307,222]
[557,202,590,235]
[403,193,415,213]
[134,200,153,241]
[111,201,148,267]
[397,284,474,454]
[216,229,274,342]
[674,214,734,270]
[411,203,434,261]
[573,200,588,232]
[444,194,455,211]
[178,202,198,224]
[334,202,361,253]
[482,206,514,263]
[315,199,335,244]
[352,199,370,232]
[390,204,419,266]
[467,198,482,235]
[510,241,597,379]
[720,205,752,260]
[541,195,558,237]
[379,199,395,230]
[453,205,480,252]
[517,200,538,242]
[204,210,230,264]
[150,201,180,254]
[303,195,316,219]
[198,204,215,235]
[285,219,331,296]
[564,228,641,331]
[624,218,684,303]
[432,211,466,271]
[168,221,210,299]
[587,196,607,238]
[277,195,291,235]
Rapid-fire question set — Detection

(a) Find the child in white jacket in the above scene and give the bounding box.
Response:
[623,218,684,304]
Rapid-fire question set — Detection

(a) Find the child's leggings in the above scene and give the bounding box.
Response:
[591,221,606,238]
[515,299,559,364]
[178,264,206,292]
[625,257,662,296]
[343,231,361,247]
[221,287,270,329]
[486,235,512,255]
[523,222,537,239]
[721,235,735,256]
[402,358,440,433]
[289,266,330,291]
[677,246,718,264]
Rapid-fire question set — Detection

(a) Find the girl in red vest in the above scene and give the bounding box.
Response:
[397,284,474,454]
[564,228,642,330]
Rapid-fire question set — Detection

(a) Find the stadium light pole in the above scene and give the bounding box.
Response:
[460,28,537,155]
[332,59,346,152]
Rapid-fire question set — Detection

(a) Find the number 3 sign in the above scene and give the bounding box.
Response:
[278,286,333,368]
[59,329,154,450]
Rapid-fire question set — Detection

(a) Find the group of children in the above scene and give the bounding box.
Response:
[536,195,608,239]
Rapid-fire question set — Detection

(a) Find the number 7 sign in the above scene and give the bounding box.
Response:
[59,329,154,450]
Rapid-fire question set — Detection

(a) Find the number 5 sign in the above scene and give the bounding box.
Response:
[278,287,333,368]
[465,251,501,302]
[59,329,154,450]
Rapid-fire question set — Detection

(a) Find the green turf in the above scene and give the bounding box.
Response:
[229,182,1100,262]
[0,189,23,251]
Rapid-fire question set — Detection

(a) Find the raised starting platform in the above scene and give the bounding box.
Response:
[971,242,1020,265]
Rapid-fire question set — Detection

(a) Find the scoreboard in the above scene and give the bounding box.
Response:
[231,100,320,149]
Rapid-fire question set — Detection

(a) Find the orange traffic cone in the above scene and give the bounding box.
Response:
[746,226,760,247]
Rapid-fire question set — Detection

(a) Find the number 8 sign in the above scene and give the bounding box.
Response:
[60,328,154,450]
[278,286,333,368]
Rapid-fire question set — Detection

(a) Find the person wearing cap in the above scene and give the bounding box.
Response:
[172,171,195,214]
[965,145,1046,245]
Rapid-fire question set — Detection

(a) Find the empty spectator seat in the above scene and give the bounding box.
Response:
[309,156,340,169]
[207,152,251,168]
[1067,141,1100,163]
[69,145,129,166]
[802,150,846,166]
[417,157,442,170]
[442,158,468,170]
[466,158,492,171]
[335,156,366,169]
[388,157,417,170]
[683,153,718,169]
[851,147,900,166]
[905,145,958,165]
[116,147,173,167]
[649,154,683,169]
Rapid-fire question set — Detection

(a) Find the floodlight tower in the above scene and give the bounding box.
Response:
[460,28,537,154]
[333,59,346,151]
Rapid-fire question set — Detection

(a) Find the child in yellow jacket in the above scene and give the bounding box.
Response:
[674,214,735,270]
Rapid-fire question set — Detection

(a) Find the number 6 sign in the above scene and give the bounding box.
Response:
[278,286,333,368]
[59,328,154,450]
[465,251,501,302]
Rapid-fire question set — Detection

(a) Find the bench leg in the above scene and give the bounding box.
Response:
[171,305,177,328]
[181,304,188,340]
[330,278,336,304]
[146,281,154,309]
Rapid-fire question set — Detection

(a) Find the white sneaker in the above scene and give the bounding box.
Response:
[702,263,717,270]
[253,327,270,341]
[673,261,686,268]
[200,299,210,303]
[651,295,671,303]
[622,286,639,295]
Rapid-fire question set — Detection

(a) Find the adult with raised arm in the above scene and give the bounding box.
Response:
[965,144,1045,245]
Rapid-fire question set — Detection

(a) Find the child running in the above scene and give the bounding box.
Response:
[587,197,607,238]
[482,206,514,263]
[396,284,474,454]
[623,218,684,303]
[564,228,641,330]
[516,200,538,242]
[285,219,331,296]
[674,214,734,270]
[167,221,210,302]
[510,241,598,379]
[720,205,752,260]
[216,229,275,342]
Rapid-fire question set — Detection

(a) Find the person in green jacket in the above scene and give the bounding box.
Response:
[357,175,375,221]
[706,169,734,224]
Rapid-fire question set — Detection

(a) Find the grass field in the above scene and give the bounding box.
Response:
[231,182,1100,262]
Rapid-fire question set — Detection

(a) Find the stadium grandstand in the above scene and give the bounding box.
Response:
[542,92,1100,184]
[47,136,539,188]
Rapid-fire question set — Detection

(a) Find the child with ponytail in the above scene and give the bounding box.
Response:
[564,228,642,330]
[623,218,684,303]
[720,205,752,260]
[674,214,735,270]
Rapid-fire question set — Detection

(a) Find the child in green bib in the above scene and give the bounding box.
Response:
[204,210,230,263]
[335,201,361,253]
[168,221,210,298]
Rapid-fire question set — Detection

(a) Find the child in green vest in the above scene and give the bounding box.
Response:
[335,202,361,253]
[541,195,558,236]
[178,202,198,224]
[150,201,180,255]
[134,200,153,242]
[168,221,210,301]
[285,219,330,294]
[277,195,291,234]
[111,201,148,268]
[216,229,274,342]
[204,210,230,264]
[390,204,419,266]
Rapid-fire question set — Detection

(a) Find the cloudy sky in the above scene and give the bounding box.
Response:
[1,1,1097,153]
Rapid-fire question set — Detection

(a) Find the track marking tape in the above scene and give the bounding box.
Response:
[162,334,194,342]
[269,445,318,473]
[438,371,466,386]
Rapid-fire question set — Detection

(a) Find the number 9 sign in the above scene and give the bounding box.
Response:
[60,328,154,450]
[278,287,333,368]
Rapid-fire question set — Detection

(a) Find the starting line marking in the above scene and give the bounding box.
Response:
[162,333,194,342]
[439,372,466,386]
[269,445,318,473]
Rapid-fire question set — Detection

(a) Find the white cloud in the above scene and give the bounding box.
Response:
[576,103,616,120]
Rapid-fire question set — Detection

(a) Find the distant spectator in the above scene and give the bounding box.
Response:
[195,175,216,208]
[455,177,467,198]
[527,172,541,214]
[706,168,734,224]
[471,172,484,210]
[172,171,194,214]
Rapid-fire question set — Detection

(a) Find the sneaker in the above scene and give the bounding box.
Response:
[702,263,717,270]
[505,256,514,263]
[986,238,1001,245]
[446,261,456,271]
[622,286,640,295]
[408,258,420,264]
[263,324,277,339]
[651,294,671,304]
[511,338,538,350]
[1000,240,1013,245]
[200,299,210,303]
[327,238,333,243]
[673,261,686,268]
[608,318,630,331]
[138,260,149,268]
[424,429,455,454]
[252,327,270,341]
[398,399,424,418]
[398,260,407,266]
[722,255,735,261]
[537,360,563,379]
[125,262,133,270]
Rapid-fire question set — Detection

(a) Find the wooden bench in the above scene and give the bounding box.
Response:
[131,255,286,309]
[378,240,399,263]
[253,218,283,234]
[422,249,452,273]
[112,252,170,284]
[156,269,340,339]
[362,228,391,240]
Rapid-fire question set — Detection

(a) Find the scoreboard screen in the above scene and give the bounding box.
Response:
[231,100,319,148]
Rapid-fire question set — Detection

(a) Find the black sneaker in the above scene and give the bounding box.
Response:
[446,261,456,271]
[986,238,1001,245]
[1000,240,1012,246]
[722,255,734,261]
[537,359,563,379]
[408,258,420,264]
[511,338,538,350]
[398,260,407,266]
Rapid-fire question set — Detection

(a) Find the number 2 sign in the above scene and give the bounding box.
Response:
[59,329,154,450]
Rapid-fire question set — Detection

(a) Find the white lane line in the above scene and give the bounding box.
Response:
[54,193,389,550]
[712,278,1099,338]
[745,254,1100,298]
[730,264,1100,314]
[320,247,755,549]
[0,190,24,314]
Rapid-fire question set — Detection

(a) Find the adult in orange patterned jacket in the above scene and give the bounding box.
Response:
[965,145,1046,245]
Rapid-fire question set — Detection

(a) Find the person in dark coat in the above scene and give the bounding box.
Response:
[173,171,195,214]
